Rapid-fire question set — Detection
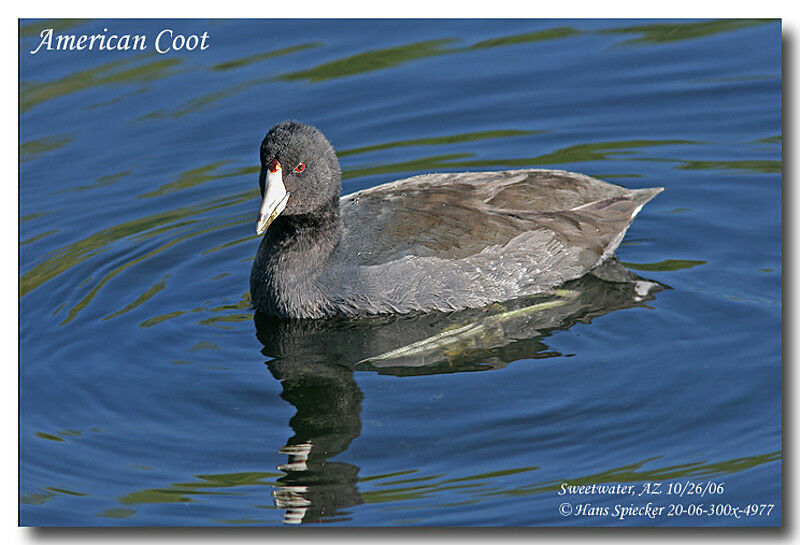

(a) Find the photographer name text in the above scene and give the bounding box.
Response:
[30,28,210,55]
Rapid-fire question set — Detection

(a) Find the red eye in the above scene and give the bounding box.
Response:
[294,162,305,173]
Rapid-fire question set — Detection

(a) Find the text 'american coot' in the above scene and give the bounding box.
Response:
[250,121,663,319]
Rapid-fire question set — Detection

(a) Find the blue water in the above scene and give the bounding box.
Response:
[20,19,781,526]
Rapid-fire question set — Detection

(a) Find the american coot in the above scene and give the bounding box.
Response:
[251,121,663,319]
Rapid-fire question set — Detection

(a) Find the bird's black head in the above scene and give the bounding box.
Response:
[256,121,342,234]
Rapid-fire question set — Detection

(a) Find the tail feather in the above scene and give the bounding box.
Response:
[628,187,665,219]
[564,186,664,263]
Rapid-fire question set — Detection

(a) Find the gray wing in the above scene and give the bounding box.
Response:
[339,169,662,266]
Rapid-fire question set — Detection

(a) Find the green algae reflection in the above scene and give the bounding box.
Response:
[621,259,706,272]
[601,19,776,46]
[117,472,283,505]
[344,153,473,180]
[276,28,580,83]
[276,38,459,83]
[140,44,323,119]
[342,139,694,181]
[103,274,170,321]
[337,129,538,158]
[469,27,579,49]
[212,42,322,71]
[50,171,131,195]
[138,161,247,199]
[20,134,74,162]
[21,230,58,246]
[678,160,781,174]
[21,55,181,113]
[20,19,90,38]
[138,291,252,330]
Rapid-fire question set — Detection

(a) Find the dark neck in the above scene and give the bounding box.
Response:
[251,196,342,317]
[263,196,342,277]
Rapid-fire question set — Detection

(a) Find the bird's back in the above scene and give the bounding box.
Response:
[339,169,661,266]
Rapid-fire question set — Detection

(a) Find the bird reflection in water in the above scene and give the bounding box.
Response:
[267,359,364,524]
[255,259,664,524]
